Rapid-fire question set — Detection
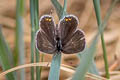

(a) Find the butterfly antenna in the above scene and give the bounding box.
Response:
[49,9,54,15]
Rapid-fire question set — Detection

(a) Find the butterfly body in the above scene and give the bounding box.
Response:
[56,37,62,52]
[36,15,85,54]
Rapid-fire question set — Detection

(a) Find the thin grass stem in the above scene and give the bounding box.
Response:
[60,0,67,18]
[93,0,111,78]
[30,0,35,79]
[16,0,25,79]
[51,0,67,19]
[39,54,44,79]
[33,0,41,80]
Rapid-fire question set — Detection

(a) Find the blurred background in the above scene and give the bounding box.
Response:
[0,0,120,80]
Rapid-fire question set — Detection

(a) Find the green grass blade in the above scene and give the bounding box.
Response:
[93,0,110,78]
[88,60,99,75]
[30,0,41,80]
[51,0,67,19]
[48,0,67,80]
[0,27,15,67]
[39,54,44,79]
[0,27,15,80]
[60,0,67,19]
[73,35,98,80]
[34,0,39,31]
[51,0,62,18]
[30,0,35,80]
[15,0,25,80]
[48,53,61,80]
[35,50,40,80]
[72,0,117,79]
[34,0,41,80]
[77,48,99,75]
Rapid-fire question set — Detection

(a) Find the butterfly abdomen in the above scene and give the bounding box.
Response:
[56,37,62,52]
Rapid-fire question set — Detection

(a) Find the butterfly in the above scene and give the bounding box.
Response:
[36,15,86,54]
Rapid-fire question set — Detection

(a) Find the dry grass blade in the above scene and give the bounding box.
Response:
[0,62,107,80]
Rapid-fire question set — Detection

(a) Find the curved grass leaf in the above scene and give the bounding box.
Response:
[77,48,99,75]
[0,27,16,80]
[72,0,118,79]
[88,60,99,75]
[73,35,98,80]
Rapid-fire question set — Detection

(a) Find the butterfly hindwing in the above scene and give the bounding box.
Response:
[62,29,86,54]
[36,30,57,54]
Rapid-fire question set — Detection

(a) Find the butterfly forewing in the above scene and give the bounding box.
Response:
[39,15,56,46]
[62,30,86,54]
[36,15,57,54]
[58,15,78,46]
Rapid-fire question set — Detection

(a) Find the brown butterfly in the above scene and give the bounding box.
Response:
[36,15,86,54]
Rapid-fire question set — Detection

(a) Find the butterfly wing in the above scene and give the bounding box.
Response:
[58,15,78,47]
[62,30,86,54]
[58,15,85,54]
[36,15,57,54]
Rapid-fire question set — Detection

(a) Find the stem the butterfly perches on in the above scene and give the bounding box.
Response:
[48,52,61,80]
[48,0,67,80]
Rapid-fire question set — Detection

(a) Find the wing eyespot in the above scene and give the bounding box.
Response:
[68,18,71,21]
[65,18,68,21]
[65,18,72,21]
[45,18,49,21]
[45,18,52,22]
[48,19,52,21]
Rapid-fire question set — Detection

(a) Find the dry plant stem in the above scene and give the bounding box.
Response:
[0,62,50,77]
[109,61,119,71]
[0,62,107,80]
